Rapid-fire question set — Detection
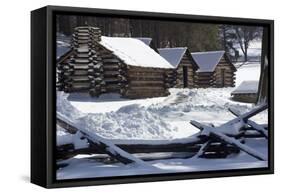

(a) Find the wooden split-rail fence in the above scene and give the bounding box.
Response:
[56,104,268,168]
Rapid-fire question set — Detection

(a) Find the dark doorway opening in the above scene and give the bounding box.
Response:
[221,69,225,87]
[183,66,188,88]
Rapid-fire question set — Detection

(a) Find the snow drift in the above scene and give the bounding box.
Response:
[57,86,267,141]
[57,92,178,140]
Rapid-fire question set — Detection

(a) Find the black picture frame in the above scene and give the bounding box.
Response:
[31,5,274,188]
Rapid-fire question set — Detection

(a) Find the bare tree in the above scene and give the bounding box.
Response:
[235,26,260,61]
[222,25,262,62]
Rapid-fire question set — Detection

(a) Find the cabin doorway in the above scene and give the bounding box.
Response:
[220,69,225,87]
[183,66,188,88]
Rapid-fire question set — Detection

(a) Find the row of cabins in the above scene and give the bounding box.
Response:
[159,48,236,88]
[57,26,237,99]
[140,38,236,88]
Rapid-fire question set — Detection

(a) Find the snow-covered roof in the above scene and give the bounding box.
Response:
[135,37,152,46]
[231,81,259,95]
[191,51,225,72]
[158,47,187,68]
[100,36,174,69]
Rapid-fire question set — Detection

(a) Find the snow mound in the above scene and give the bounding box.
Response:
[57,92,178,140]
[77,104,178,140]
[57,92,85,121]
[57,86,267,142]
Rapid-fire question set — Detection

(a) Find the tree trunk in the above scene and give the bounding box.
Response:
[257,27,269,104]
[244,49,248,62]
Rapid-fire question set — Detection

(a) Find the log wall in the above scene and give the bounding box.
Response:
[194,72,214,88]
[124,66,170,99]
[213,55,236,88]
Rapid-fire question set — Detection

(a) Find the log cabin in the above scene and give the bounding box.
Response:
[159,48,236,88]
[158,47,198,88]
[57,26,175,99]
[192,51,236,88]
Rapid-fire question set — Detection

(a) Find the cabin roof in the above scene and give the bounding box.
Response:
[158,47,187,68]
[191,51,225,72]
[99,36,174,69]
[231,80,259,95]
[135,37,159,53]
[135,37,152,46]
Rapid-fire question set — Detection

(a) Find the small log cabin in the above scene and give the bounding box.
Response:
[231,81,259,103]
[192,51,236,88]
[159,48,236,88]
[158,47,198,88]
[57,26,175,99]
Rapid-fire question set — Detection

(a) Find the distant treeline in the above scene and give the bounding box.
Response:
[57,14,263,60]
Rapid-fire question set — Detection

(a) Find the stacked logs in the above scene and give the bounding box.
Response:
[213,68,236,87]
[194,72,215,88]
[96,46,129,95]
[124,67,170,98]
[165,69,178,89]
[57,27,106,96]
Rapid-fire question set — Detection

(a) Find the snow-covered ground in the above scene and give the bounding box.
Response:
[235,62,261,86]
[56,62,268,180]
[57,141,267,179]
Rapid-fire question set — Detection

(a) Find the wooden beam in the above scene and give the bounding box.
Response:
[228,107,268,138]
[209,130,267,161]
